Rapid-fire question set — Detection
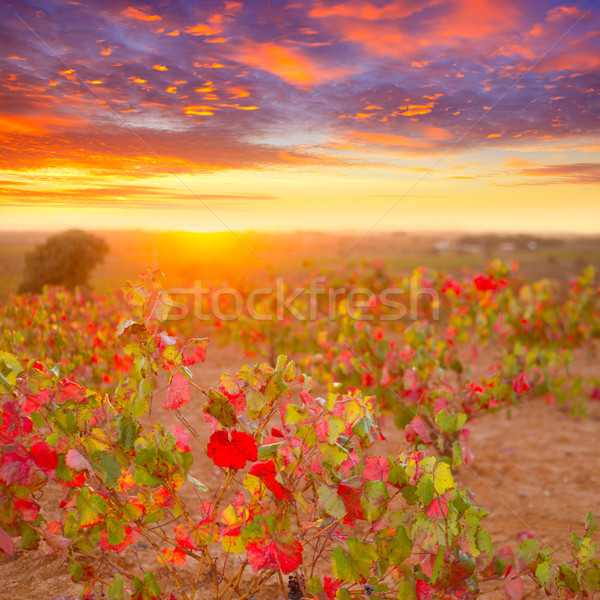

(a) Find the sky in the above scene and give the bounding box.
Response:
[0,0,599,235]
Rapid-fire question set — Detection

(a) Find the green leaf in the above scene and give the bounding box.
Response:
[477,529,494,557]
[307,577,324,596]
[319,483,347,519]
[143,571,161,596]
[245,388,268,419]
[332,538,378,583]
[577,537,596,564]
[558,564,580,592]
[585,511,597,538]
[76,489,107,527]
[68,561,84,583]
[361,480,388,522]
[108,573,124,599]
[265,370,287,404]
[430,545,446,585]
[320,443,348,467]
[387,526,413,565]
[336,588,352,600]
[396,577,417,600]
[416,476,434,506]
[535,561,553,588]
[187,474,209,492]
[0,352,23,393]
[203,389,237,427]
[516,538,539,567]
[99,453,122,488]
[388,460,409,487]
[257,443,282,460]
[116,414,139,448]
[107,516,125,546]
[20,523,39,550]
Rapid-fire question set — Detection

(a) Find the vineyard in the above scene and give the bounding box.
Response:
[0,261,599,600]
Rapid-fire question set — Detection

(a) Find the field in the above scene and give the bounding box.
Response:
[0,231,599,600]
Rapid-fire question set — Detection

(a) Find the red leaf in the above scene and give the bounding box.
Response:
[337,478,364,522]
[206,430,257,470]
[505,576,524,600]
[151,486,174,507]
[0,450,33,486]
[162,546,187,566]
[416,579,432,600]
[59,380,88,403]
[182,339,207,366]
[246,532,303,574]
[100,528,135,553]
[363,456,389,482]
[174,524,197,550]
[247,460,291,500]
[512,374,530,395]
[163,373,191,410]
[0,525,14,556]
[14,499,40,522]
[30,441,58,473]
[66,449,92,472]
[405,417,432,444]
[168,424,190,452]
[324,577,340,600]
[473,275,497,291]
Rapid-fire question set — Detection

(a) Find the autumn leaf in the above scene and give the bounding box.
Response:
[332,537,377,583]
[505,576,524,600]
[243,519,303,574]
[168,424,190,452]
[247,459,291,500]
[206,430,257,470]
[163,373,191,410]
[0,525,14,556]
[161,546,187,566]
[182,338,207,366]
[363,456,389,482]
[66,449,92,473]
[30,440,58,473]
[203,389,237,427]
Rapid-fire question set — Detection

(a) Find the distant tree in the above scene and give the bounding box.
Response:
[18,229,109,294]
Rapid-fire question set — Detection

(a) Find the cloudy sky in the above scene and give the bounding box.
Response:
[0,0,599,233]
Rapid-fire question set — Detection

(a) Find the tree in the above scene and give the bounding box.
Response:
[18,229,109,294]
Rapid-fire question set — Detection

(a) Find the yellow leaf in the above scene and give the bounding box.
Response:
[434,462,454,495]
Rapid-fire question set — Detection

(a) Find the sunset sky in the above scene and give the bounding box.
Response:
[0,0,599,234]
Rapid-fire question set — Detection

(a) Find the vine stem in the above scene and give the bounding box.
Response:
[188,550,206,600]
[138,524,190,600]
[217,559,248,600]
[277,569,288,597]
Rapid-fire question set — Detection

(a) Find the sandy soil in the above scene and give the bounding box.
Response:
[1,341,598,600]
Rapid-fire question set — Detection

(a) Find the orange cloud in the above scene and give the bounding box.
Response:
[121,7,162,21]
[153,64,168,71]
[398,103,434,116]
[547,5,585,22]
[231,41,353,86]
[310,1,427,21]
[311,0,523,58]
[346,130,434,149]
[121,6,162,21]
[185,23,220,36]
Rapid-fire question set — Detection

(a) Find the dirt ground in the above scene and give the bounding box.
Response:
[0,341,598,600]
